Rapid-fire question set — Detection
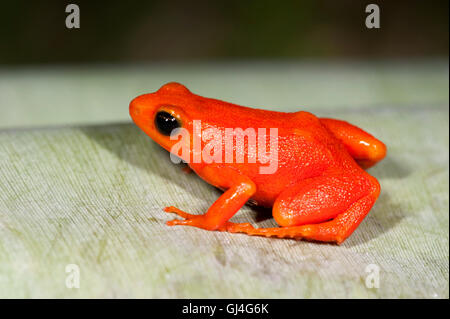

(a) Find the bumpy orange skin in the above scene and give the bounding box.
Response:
[130,82,386,244]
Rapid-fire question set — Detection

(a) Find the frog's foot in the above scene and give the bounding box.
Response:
[164,206,207,228]
[164,207,312,239]
[164,206,254,232]
[164,206,197,219]
[226,224,313,240]
[164,206,217,230]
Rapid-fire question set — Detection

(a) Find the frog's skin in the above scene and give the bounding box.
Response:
[130,82,386,244]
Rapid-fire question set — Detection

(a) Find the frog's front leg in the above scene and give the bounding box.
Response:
[165,165,256,231]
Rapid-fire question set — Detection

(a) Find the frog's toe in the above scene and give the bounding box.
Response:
[166,218,192,226]
[166,215,210,230]
[163,206,196,219]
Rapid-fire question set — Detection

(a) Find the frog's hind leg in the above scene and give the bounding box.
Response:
[320,118,387,169]
[228,174,380,244]
[228,193,378,244]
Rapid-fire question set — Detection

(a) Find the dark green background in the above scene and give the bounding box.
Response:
[1,0,448,64]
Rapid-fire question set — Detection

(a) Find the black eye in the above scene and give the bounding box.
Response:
[155,111,181,136]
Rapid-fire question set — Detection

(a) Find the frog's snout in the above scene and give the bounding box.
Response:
[129,97,142,119]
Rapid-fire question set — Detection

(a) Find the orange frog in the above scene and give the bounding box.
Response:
[130,82,386,244]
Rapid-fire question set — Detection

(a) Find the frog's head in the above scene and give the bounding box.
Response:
[130,82,195,158]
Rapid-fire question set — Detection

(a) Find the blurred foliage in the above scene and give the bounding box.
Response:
[0,0,448,64]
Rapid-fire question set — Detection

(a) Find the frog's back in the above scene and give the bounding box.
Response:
[193,94,320,132]
[192,98,356,175]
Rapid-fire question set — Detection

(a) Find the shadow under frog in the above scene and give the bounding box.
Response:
[344,192,406,247]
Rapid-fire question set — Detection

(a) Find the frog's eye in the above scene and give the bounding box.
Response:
[154,111,181,136]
